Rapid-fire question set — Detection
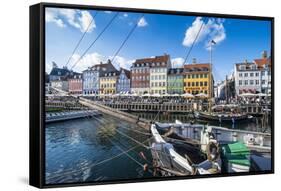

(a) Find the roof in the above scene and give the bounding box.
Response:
[83,59,118,76]
[49,67,80,79]
[133,54,170,66]
[100,71,120,78]
[254,57,271,69]
[49,67,70,76]
[120,67,131,79]
[168,68,184,75]
[184,63,210,72]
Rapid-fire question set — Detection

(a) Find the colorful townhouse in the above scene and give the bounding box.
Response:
[234,51,271,95]
[167,68,184,94]
[131,54,171,95]
[68,74,83,94]
[183,60,213,98]
[116,68,131,93]
[82,60,116,95]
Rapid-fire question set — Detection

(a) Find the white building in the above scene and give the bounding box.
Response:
[150,66,168,94]
[234,61,261,95]
[234,51,271,96]
[254,51,271,94]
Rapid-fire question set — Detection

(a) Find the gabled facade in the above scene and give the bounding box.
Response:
[82,60,116,95]
[117,68,131,93]
[167,68,184,94]
[183,61,213,98]
[68,74,82,94]
[131,54,171,95]
[234,51,271,95]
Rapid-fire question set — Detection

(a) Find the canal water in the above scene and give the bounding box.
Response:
[45,114,154,185]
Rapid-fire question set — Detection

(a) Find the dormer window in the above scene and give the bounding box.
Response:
[240,65,246,70]
[251,65,257,70]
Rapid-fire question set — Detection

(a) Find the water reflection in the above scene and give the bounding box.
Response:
[45,115,153,184]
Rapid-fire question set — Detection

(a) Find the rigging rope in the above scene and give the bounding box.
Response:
[183,17,207,65]
[111,14,144,65]
[70,12,119,70]
[114,127,151,149]
[46,137,152,181]
[117,125,151,136]
[65,11,99,67]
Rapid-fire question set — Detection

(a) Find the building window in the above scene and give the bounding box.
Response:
[200,82,203,86]
[196,82,199,86]
[250,80,254,85]
[192,82,195,86]
[250,73,254,77]
[256,80,259,85]
[262,80,266,85]
[204,74,208,78]
[239,80,242,85]
[245,80,248,85]
[255,72,259,77]
[244,73,248,77]
[204,81,207,86]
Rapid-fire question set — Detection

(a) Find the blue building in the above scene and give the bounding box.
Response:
[117,68,131,93]
[82,60,116,95]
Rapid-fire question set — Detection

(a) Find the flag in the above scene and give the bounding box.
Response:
[211,40,216,44]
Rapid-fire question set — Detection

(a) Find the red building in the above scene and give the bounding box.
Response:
[68,74,82,94]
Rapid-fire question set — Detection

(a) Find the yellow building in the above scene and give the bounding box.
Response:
[183,63,213,98]
[99,72,119,94]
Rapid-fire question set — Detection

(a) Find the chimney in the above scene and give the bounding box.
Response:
[262,50,267,59]
[192,58,197,64]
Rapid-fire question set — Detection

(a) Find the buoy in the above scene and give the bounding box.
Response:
[143,163,148,171]
[139,151,147,160]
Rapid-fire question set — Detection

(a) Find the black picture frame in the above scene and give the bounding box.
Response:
[29,2,275,188]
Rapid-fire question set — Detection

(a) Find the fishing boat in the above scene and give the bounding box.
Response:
[153,120,271,173]
[194,111,253,123]
[150,123,222,176]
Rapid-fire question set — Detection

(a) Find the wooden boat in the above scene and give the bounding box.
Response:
[154,121,271,172]
[195,111,253,123]
[150,124,222,176]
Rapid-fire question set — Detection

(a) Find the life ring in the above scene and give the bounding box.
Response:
[206,141,220,161]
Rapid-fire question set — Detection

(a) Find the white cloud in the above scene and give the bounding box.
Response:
[182,17,226,50]
[171,57,185,68]
[110,56,135,70]
[45,8,96,33]
[68,52,133,72]
[69,52,106,72]
[45,8,66,28]
[137,17,148,27]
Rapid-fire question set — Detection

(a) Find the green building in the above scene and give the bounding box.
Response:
[167,68,184,94]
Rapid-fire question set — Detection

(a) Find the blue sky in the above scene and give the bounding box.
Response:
[45,7,271,81]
